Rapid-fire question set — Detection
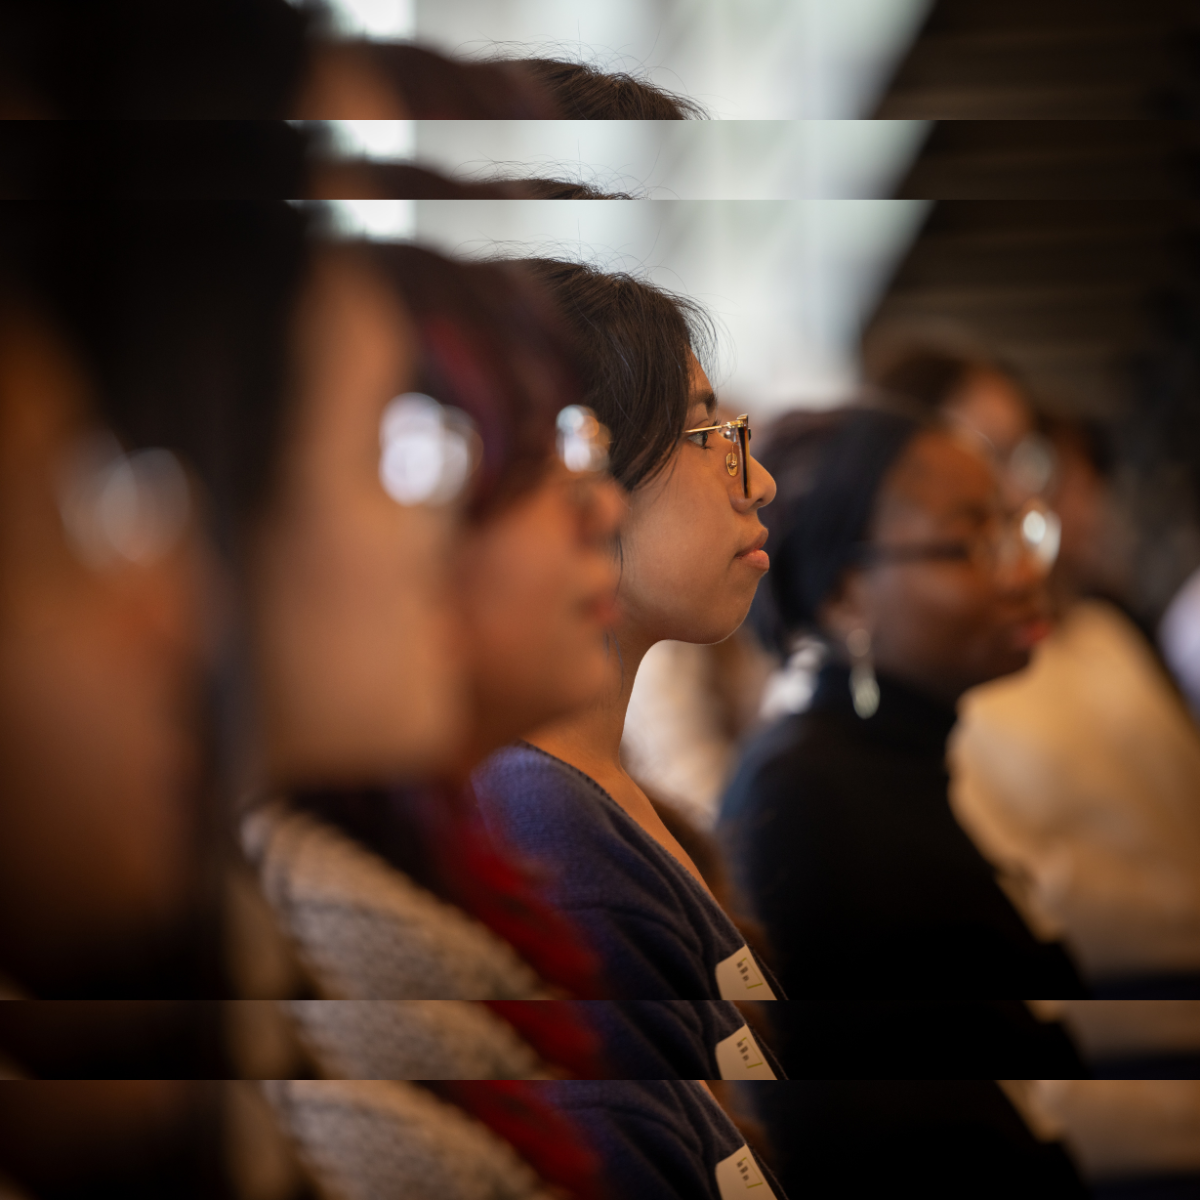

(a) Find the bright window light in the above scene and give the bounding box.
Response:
[324,0,415,39]
[327,200,416,241]
[328,120,416,161]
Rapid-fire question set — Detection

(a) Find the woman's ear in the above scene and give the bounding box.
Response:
[818,568,873,643]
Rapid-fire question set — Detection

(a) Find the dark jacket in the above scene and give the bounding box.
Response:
[719,664,1087,1076]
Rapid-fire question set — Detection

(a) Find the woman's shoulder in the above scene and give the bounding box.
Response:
[474,743,654,861]
[476,742,615,810]
[242,800,547,1000]
[266,1080,561,1200]
[474,747,770,1000]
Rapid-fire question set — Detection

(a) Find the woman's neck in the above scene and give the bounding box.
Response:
[525,622,719,900]
[526,622,652,779]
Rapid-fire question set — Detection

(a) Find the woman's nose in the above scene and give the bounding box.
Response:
[737,454,777,512]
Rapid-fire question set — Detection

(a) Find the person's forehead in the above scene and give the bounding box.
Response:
[884,430,998,518]
[948,369,1033,455]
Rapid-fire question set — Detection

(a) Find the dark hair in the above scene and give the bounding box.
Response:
[309,159,634,200]
[751,406,927,655]
[514,59,706,119]
[520,259,716,491]
[366,245,582,519]
[500,177,636,200]
[360,41,562,118]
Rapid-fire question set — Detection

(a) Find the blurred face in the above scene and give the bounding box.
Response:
[946,368,1033,462]
[826,430,1051,704]
[617,355,777,646]
[0,314,207,989]
[945,367,1042,510]
[454,462,623,761]
[251,248,466,787]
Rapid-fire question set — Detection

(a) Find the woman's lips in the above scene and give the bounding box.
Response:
[736,530,770,571]
[738,548,770,571]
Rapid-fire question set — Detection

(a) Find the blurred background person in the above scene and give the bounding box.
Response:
[869,348,1200,1001]
[720,404,1081,1002]
[870,346,1200,1197]
[874,347,1200,1005]
[719,404,1086,1194]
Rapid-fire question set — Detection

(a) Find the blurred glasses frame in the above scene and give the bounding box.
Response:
[856,498,1062,578]
[555,405,617,535]
[683,414,752,499]
[556,405,610,476]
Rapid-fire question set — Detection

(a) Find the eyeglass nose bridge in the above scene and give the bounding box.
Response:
[726,418,751,499]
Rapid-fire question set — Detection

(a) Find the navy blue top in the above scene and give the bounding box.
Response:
[474,743,785,1080]
[569,1001,778,1080]
[544,1080,787,1200]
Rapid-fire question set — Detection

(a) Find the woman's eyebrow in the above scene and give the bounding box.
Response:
[698,390,717,418]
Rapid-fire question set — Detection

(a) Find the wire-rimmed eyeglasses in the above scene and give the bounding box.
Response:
[683,413,752,498]
[855,498,1062,578]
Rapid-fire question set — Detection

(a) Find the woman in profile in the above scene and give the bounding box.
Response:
[474,260,783,1063]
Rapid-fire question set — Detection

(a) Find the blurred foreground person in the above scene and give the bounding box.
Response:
[243,243,621,1013]
[719,407,1087,1195]
[0,0,555,119]
[0,298,212,1001]
[0,210,605,1198]
[236,246,785,1200]
[0,204,317,1196]
[0,0,703,122]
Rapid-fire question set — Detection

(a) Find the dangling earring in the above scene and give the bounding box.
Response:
[725,451,739,477]
[846,627,879,719]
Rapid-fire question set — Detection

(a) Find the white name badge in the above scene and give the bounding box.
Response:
[715,947,776,1000]
[715,1146,777,1199]
[714,1024,777,1080]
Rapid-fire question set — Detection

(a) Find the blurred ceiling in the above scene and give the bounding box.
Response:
[872,0,1200,120]
[863,0,1200,616]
